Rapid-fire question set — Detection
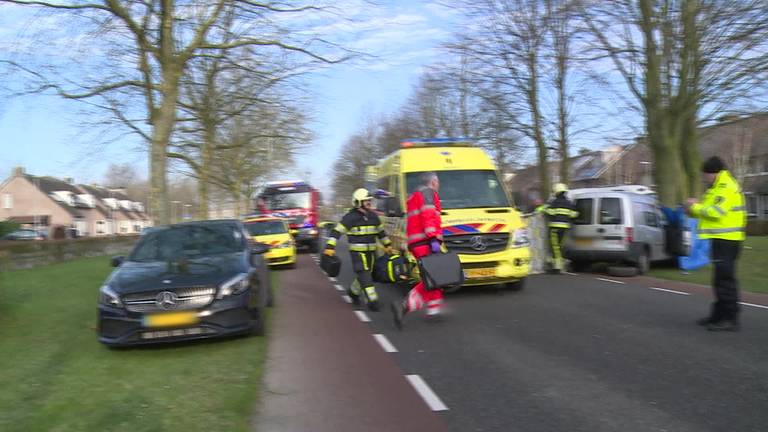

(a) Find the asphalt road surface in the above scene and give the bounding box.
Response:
[324,242,768,432]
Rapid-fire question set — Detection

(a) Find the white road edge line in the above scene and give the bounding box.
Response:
[650,287,690,296]
[341,295,352,304]
[330,277,337,282]
[373,334,398,353]
[563,271,577,276]
[354,311,371,322]
[596,277,626,285]
[740,301,768,310]
[405,374,448,412]
[334,284,345,292]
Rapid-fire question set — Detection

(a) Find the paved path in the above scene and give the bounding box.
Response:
[252,253,448,432]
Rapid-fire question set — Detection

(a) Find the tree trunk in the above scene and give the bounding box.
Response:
[528,53,550,199]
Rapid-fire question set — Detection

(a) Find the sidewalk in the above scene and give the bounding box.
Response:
[251,254,447,432]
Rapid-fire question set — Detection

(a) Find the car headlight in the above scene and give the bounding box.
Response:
[511,228,530,248]
[99,285,123,308]
[274,240,294,249]
[217,273,250,299]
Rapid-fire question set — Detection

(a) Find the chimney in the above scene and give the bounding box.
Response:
[12,166,25,177]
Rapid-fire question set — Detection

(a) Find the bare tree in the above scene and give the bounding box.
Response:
[0,0,350,224]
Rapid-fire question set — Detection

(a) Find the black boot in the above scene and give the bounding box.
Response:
[707,319,740,332]
[368,300,380,312]
[391,300,406,330]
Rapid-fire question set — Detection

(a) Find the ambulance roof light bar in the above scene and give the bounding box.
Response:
[400,137,475,148]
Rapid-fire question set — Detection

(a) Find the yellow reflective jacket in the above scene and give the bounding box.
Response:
[690,170,746,241]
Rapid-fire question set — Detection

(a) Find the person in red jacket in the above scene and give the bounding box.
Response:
[391,172,444,329]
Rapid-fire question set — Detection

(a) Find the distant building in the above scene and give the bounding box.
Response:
[0,167,151,237]
[507,112,768,219]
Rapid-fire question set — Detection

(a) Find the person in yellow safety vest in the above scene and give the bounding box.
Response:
[543,183,579,273]
[685,156,747,331]
[324,188,394,311]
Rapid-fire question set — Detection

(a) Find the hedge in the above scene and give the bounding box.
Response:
[0,235,140,270]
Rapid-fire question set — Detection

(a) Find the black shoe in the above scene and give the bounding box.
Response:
[368,300,380,312]
[391,301,405,330]
[707,320,740,332]
[696,317,715,326]
[348,291,361,306]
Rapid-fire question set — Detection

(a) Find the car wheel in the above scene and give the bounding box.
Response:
[251,309,266,336]
[506,278,526,291]
[637,249,650,275]
[607,265,639,277]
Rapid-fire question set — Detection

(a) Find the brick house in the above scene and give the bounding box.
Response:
[0,167,151,237]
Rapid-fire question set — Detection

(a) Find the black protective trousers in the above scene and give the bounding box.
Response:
[710,239,742,322]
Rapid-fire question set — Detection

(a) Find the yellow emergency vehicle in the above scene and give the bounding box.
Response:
[369,138,531,289]
[243,216,297,268]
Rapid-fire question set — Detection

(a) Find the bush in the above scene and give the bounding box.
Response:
[0,235,140,269]
[0,220,20,238]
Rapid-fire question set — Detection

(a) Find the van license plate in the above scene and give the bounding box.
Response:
[143,312,199,328]
[573,238,592,246]
[464,268,496,279]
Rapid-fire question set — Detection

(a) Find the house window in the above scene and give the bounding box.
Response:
[95,220,106,235]
[760,195,768,220]
[2,193,11,209]
[746,195,758,219]
[120,221,130,234]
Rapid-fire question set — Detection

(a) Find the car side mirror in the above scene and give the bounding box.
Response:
[111,256,124,267]
[252,242,270,255]
[385,196,404,217]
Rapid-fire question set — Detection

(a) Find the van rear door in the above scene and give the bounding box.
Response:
[596,197,628,252]
[568,197,596,250]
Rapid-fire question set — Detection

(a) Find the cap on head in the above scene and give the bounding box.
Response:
[553,183,568,195]
[701,156,726,174]
[352,188,372,207]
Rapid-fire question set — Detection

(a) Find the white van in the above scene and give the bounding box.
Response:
[563,187,689,274]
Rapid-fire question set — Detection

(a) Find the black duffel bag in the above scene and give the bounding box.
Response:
[320,253,341,277]
[418,252,464,291]
[373,253,409,283]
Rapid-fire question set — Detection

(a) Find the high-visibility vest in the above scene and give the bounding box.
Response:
[690,170,746,241]
[326,208,392,252]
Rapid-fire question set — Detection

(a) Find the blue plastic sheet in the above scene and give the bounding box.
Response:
[679,217,710,271]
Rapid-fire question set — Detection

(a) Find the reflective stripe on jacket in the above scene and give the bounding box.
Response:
[543,195,578,228]
[690,170,746,241]
[406,186,442,248]
[325,208,391,251]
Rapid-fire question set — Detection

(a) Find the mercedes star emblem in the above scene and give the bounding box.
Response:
[470,235,487,251]
[156,291,179,310]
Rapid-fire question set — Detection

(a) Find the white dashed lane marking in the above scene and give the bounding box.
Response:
[740,302,768,310]
[354,311,371,322]
[372,334,398,353]
[406,375,448,412]
[650,287,690,296]
[596,277,626,285]
[334,284,345,292]
[341,295,352,304]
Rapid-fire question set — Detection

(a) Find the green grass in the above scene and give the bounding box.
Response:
[648,236,768,295]
[0,256,276,432]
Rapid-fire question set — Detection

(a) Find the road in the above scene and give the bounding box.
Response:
[320,242,768,432]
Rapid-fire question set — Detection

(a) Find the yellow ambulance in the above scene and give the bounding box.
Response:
[369,138,530,290]
[242,216,297,268]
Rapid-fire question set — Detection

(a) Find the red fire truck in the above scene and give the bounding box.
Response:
[257,181,321,253]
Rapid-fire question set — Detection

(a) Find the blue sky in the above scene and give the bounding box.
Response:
[0,1,639,197]
[0,1,465,195]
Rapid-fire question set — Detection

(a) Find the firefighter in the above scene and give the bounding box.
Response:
[391,172,444,329]
[543,183,579,273]
[324,188,393,311]
[686,156,747,331]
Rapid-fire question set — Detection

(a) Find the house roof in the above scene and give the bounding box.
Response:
[78,184,137,220]
[23,175,89,218]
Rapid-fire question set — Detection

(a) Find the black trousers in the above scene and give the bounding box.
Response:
[710,239,742,322]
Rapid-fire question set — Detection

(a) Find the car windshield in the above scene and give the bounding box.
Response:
[265,192,311,210]
[245,220,287,236]
[405,170,510,209]
[129,224,244,262]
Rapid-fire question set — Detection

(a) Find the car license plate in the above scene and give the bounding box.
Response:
[464,267,496,279]
[143,312,199,328]
[573,238,592,246]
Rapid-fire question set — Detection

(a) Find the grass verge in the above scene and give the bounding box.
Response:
[648,236,768,295]
[0,256,278,432]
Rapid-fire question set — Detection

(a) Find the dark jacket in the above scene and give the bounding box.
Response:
[326,208,391,252]
[544,194,579,228]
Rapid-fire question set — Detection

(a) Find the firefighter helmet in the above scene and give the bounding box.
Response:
[553,183,568,195]
[352,188,373,207]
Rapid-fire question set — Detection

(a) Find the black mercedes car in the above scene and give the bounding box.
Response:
[97,219,272,347]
